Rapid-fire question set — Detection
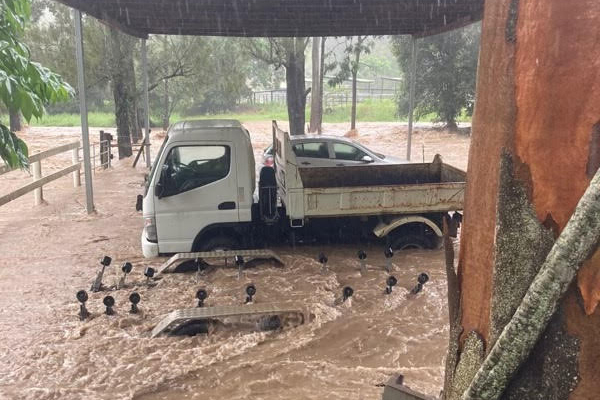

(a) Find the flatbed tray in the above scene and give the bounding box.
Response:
[151,302,305,338]
[156,249,283,276]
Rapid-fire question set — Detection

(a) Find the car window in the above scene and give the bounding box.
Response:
[292,142,329,158]
[162,145,230,196]
[333,143,368,161]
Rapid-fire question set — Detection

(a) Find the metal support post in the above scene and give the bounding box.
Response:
[73,9,94,213]
[32,161,43,205]
[71,147,80,187]
[141,39,151,168]
[407,35,417,161]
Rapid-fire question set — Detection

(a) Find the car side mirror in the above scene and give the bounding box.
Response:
[361,155,374,163]
[135,194,143,211]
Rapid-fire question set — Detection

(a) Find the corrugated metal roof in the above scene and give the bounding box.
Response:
[56,0,484,38]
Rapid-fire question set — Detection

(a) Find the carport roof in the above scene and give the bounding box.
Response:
[56,0,484,39]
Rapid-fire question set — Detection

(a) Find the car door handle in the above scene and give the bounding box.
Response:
[336,163,345,166]
[218,201,236,210]
[301,161,311,165]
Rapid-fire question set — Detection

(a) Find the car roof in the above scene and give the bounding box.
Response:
[289,135,361,145]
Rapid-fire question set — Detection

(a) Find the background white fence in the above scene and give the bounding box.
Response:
[0,141,82,207]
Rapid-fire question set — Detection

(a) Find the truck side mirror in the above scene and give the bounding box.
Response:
[155,165,168,199]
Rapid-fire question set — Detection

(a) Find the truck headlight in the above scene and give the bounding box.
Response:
[144,217,157,242]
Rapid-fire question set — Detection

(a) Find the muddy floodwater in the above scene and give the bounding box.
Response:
[0,122,469,399]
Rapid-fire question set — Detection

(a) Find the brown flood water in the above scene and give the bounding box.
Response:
[0,122,469,399]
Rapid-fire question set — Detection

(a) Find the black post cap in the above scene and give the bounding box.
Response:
[122,262,133,274]
[101,256,112,266]
[343,286,354,300]
[387,276,398,288]
[129,292,140,304]
[318,252,328,264]
[196,289,208,300]
[103,295,115,307]
[76,290,88,303]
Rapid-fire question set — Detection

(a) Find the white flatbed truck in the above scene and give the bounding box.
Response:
[140,120,466,257]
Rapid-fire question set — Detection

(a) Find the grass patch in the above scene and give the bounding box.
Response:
[31,112,115,127]
[27,99,471,127]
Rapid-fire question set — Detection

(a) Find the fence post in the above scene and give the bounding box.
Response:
[32,161,43,205]
[99,130,110,169]
[107,134,112,168]
[99,130,106,169]
[72,147,80,187]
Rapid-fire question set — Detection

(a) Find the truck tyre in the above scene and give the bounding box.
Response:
[391,234,431,250]
[198,235,239,251]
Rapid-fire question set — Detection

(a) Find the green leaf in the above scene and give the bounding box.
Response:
[0,124,28,169]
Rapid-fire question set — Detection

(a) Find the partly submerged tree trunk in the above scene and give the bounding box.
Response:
[123,41,141,144]
[9,108,21,132]
[308,37,321,133]
[109,28,133,158]
[284,37,306,135]
[444,1,600,400]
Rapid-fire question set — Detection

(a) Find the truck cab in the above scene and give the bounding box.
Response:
[141,120,255,257]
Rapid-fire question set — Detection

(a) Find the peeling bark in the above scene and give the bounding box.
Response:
[463,167,600,400]
[489,153,555,345]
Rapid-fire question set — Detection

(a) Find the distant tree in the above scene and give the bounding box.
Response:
[391,24,480,130]
[108,28,136,158]
[246,38,309,135]
[0,0,72,169]
[328,36,376,130]
[25,0,112,113]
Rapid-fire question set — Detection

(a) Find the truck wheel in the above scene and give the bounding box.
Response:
[199,235,239,251]
[391,234,431,250]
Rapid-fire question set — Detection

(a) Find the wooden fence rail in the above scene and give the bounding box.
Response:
[0,141,81,207]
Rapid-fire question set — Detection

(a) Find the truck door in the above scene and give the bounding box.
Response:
[153,143,238,253]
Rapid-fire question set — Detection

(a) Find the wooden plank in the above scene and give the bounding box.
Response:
[0,163,80,207]
[29,141,80,163]
[132,139,146,167]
